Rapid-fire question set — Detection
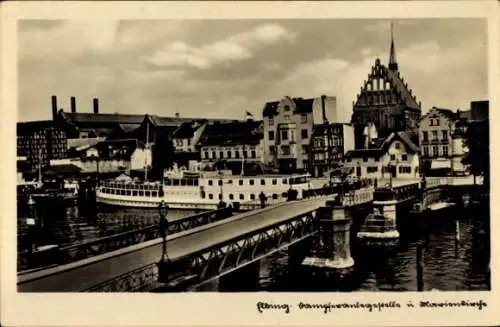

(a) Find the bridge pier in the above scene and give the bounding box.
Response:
[302,203,354,276]
[358,188,399,245]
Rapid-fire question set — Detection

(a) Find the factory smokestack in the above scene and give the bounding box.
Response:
[51,95,58,121]
[70,96,76,113]
[93,98,99,114]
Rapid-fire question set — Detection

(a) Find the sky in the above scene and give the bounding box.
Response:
[17,18,487,123]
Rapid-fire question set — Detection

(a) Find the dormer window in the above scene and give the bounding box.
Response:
[284,105,290,112]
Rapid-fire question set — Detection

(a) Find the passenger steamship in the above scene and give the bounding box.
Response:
[96,167,311,210]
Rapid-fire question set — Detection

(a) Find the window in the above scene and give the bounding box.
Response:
[209,194,214,199]
[272,179,277,185]
[390,154,396,161]
[302,145,308,155]
[235,151,240,159]
[229,194,234,200]
[281,130,288,140]
[442,130,448,141]
[283,178,288,184]
[398,166,411,173]
[272,193,278,200]
[269,131,275,141]
[281,145,290,155]
[367,166,378,173]
[423,131,428,142]
[269,146,276,154]
[139,191,144,196]
[239,180,243,186]
[401,154,408,161]
[423,146,429,157]
[250,194,256,200]
[443,146,449,157]
[218,194,222,200]
[301,129,308,139]
[212,151,216,159]
[284,105,290,112]
[374,157,379,162]
[436,119,440,126]
[432,131,438,140]
[269,118,274,126]
[394,142,400,150]
[261,179,265,185]
[432,146,439,157]
[219,151,224,158]
[204,151,209,159]
[363,157,368,162]
[249,179,254,185]
[239,194,244,200]
[208,180,213,186]
[227,151,232,159]
[301,113,308,123]
[251,150,256,158]
[218,180,223,186]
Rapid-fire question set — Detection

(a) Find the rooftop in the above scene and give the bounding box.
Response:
[263,97,315,117]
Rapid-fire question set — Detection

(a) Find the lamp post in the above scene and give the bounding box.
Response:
[26,195,37,260]
[159,201,170,263]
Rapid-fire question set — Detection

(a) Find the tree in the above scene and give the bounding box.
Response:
[462,120,489,187]
[150,131,175,180]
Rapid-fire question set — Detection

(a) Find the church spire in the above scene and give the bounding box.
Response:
[388,21,398,71]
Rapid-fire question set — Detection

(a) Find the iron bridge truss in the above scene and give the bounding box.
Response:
[20,207,233,270]
[158,210,318,290]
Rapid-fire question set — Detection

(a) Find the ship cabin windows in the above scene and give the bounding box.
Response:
[250,194,255,200]
[260,179,265,185]
[209,194,214,200]
[139,191,144,196]
[229,194,234,200]
[272,179,277,185]
[240,194,244,200]
[239,180,243,186]
[289,176,308,185]
[133,190,138,196]
[165,178,199,186]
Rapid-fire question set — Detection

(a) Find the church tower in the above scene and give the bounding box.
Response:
[350,21,422,149]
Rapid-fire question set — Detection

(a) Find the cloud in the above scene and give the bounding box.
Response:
[147,23,296,70]
[19,20,118,61]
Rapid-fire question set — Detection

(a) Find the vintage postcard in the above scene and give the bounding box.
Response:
[1,1,498,326]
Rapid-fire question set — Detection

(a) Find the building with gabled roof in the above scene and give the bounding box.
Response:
[419,106,470,176]
[345,130,420,180]
[351,24,421,149]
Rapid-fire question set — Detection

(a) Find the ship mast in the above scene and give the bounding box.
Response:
[38,148,42,188]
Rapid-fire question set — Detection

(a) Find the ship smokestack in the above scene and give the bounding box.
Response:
[93,98,99,114]
[51,95,58,120]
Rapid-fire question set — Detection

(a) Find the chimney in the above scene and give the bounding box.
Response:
[93,98,99,114]
[321,95,327,124]
[51,95,58,120]
[70,96,76,113]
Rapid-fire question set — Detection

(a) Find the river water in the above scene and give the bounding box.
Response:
[17,199,490,292]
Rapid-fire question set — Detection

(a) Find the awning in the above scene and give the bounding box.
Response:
[431,160,451,169]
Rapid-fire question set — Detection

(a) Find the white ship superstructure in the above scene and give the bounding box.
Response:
[96,167,311,210]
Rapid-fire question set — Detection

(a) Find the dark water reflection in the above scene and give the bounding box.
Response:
[202,204,490,292]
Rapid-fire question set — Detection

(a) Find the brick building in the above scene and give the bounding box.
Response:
[351,25,421,149]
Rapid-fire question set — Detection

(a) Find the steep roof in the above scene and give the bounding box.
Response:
[345,131,418,158]
[262,97,315,117]
[198,120,263,146]
[172,122,204,139]
[385,68,420,110]
[17,120,61,136]
[421,107,460,123]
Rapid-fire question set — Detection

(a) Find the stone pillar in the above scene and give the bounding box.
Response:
[358,188,400,244]
[302,205,354,274]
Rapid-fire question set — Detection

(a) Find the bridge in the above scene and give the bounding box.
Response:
[17,175,482,292]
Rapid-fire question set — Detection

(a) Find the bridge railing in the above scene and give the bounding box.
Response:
[156,208,319,290]
[84,262,159,292]
[341,187,374,206]
[18,206,233,271]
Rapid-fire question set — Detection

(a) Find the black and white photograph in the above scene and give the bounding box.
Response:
[1,1,498,326]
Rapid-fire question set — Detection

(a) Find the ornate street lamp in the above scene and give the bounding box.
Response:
[158,201,170,263]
